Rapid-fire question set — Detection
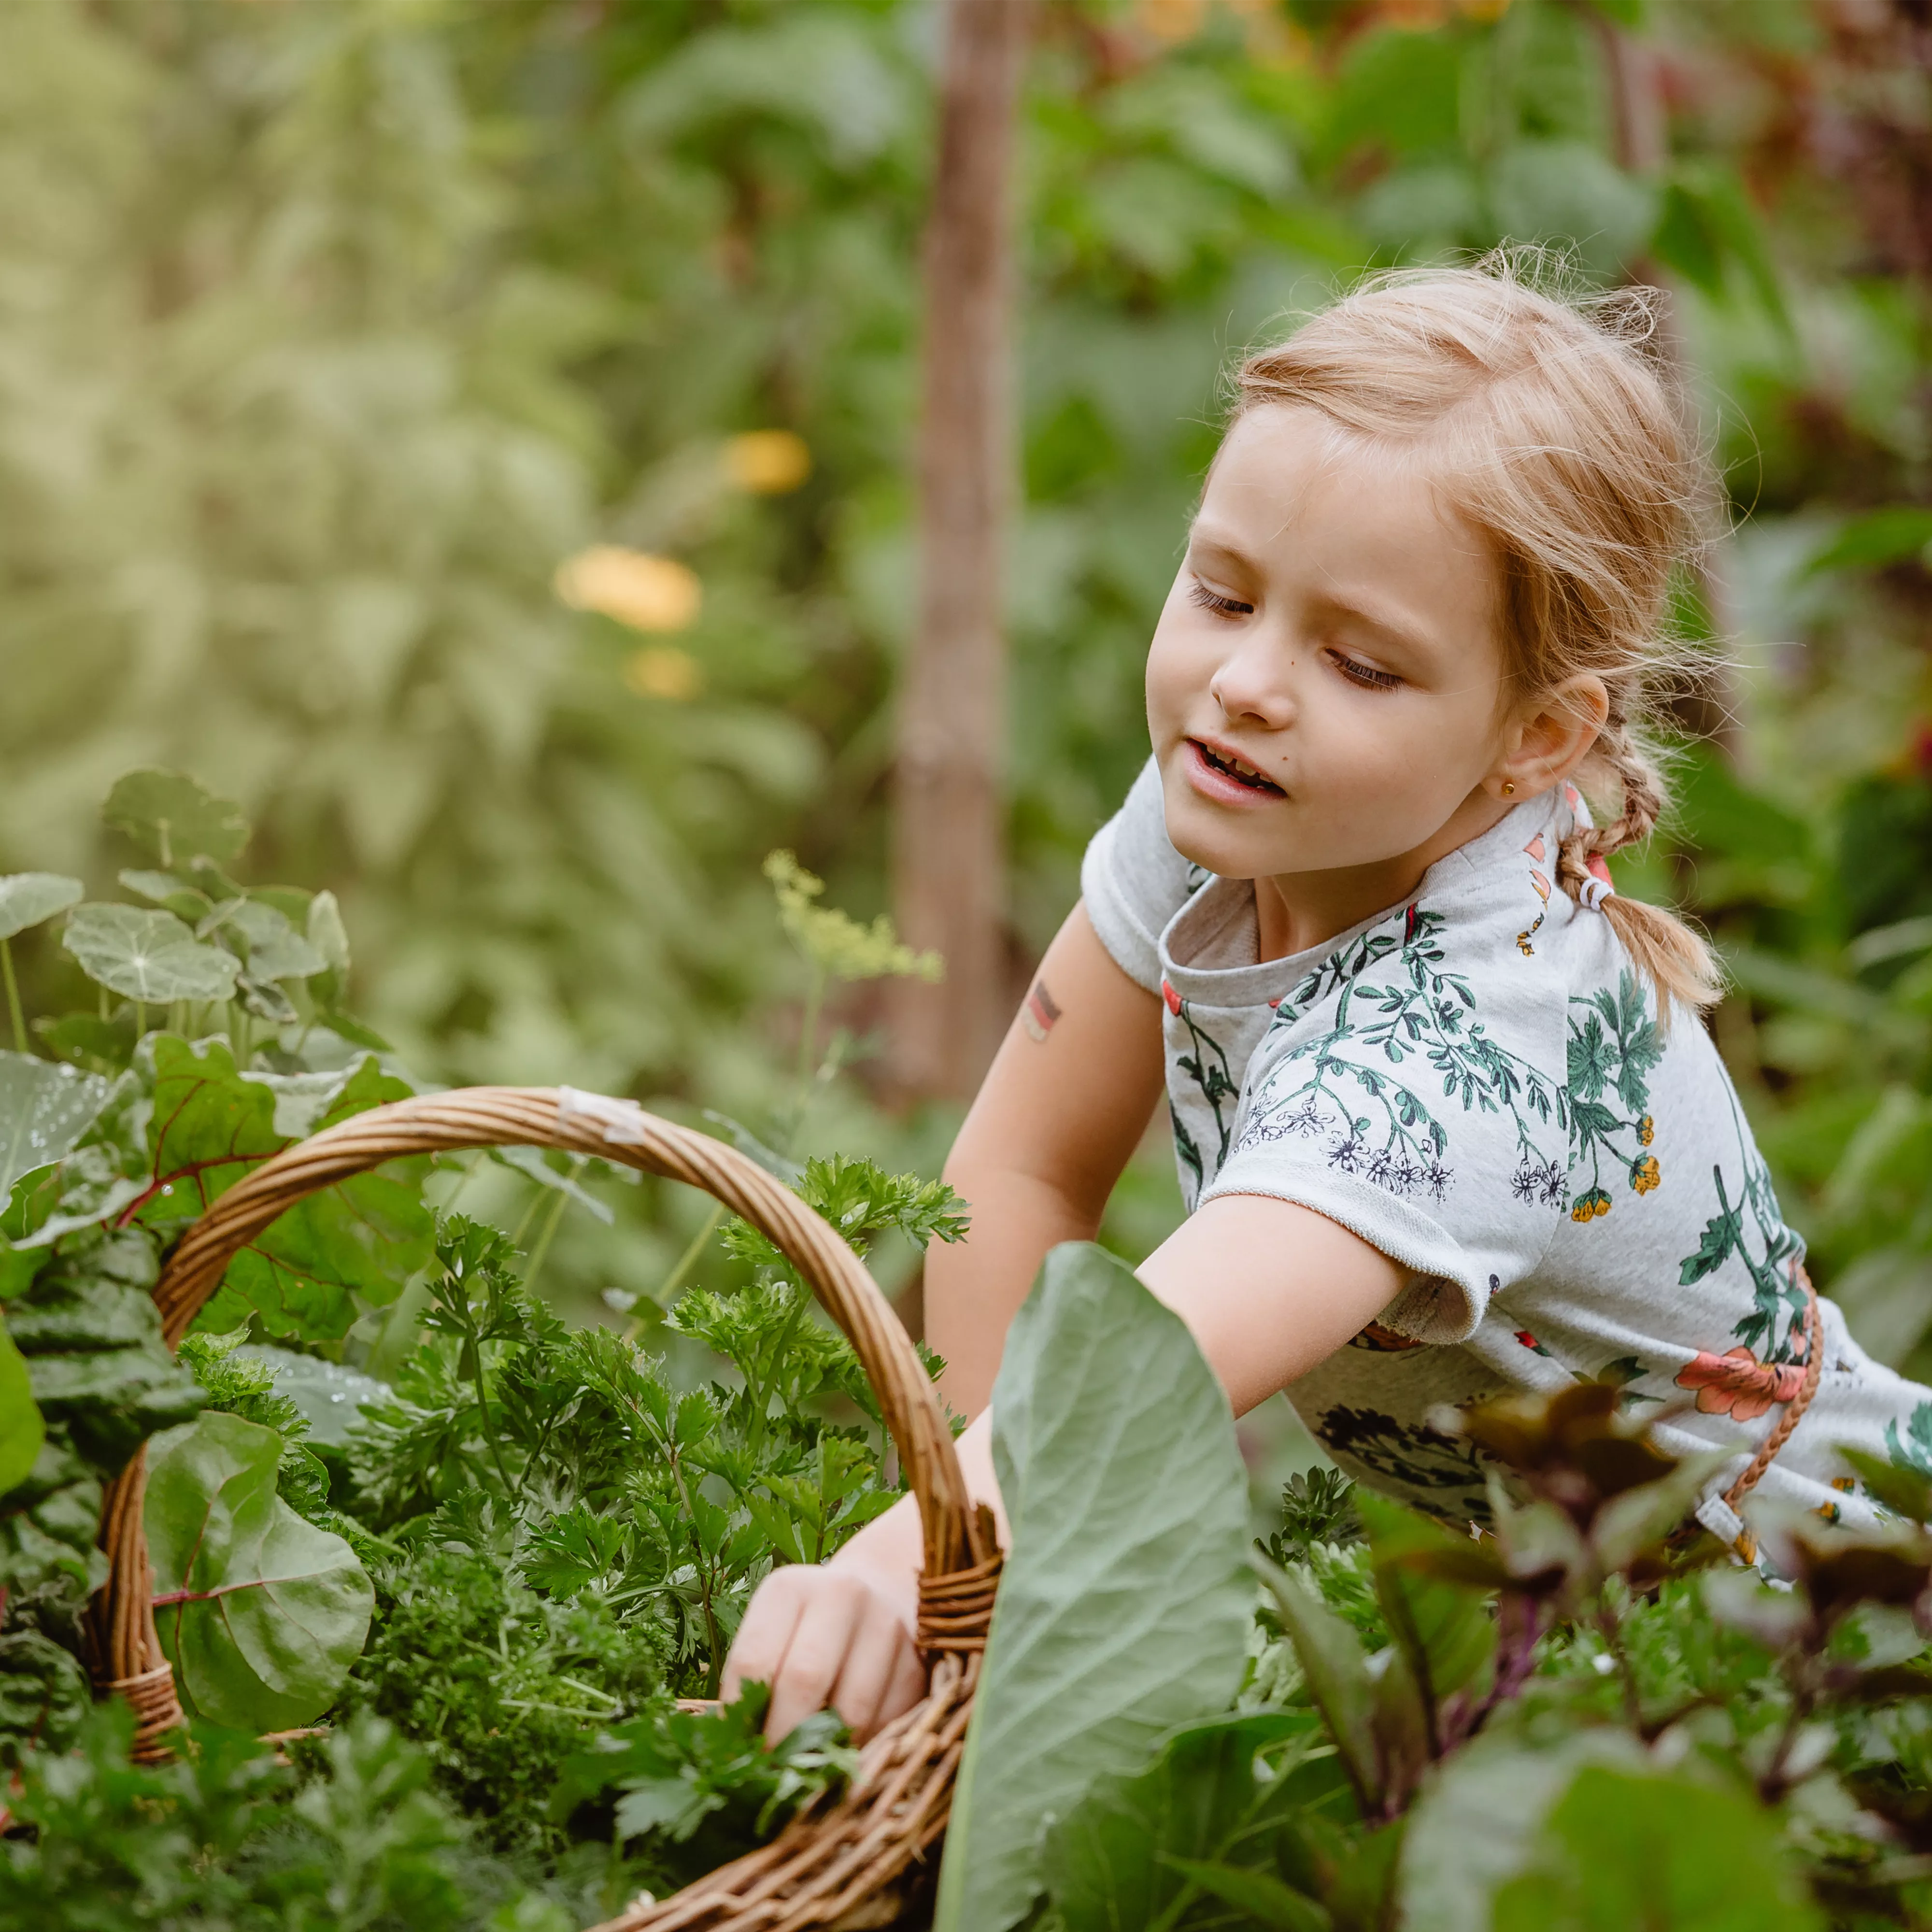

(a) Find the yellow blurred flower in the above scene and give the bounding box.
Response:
[624,646,702,702]
[554,546,701,633]
[1630,1155,1661,1196]
[724,430,812,496]
[1637,1114,1655,1146]
[1138,0,1205,43]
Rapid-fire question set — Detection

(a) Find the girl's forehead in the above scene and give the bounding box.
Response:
[1197,405,1482,567]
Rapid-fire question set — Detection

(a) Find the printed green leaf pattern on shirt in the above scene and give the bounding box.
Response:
[1238,905,1567,1211]
[1565,971,1664,1222]
[1677,1080,1807,1365]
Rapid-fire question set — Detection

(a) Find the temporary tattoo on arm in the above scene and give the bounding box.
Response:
[1021,978,1062,1044]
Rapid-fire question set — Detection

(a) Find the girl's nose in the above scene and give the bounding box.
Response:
[1209,641,1296,730]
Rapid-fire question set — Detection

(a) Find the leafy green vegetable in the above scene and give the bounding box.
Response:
[0,1052,109,1194]
[0,874,83,943]
[554,1683,856,1883]
[0,1701,582,1930]
[101,768,251,869]
[62,903,241,1003]
[936,1243,1253,1932]
[146,1409,374,1733]
[139,1039,432,1338]
[0,1317,43,1495]
[340,1539,667,1859]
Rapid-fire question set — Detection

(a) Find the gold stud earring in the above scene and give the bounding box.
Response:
[1501,780,1517,797]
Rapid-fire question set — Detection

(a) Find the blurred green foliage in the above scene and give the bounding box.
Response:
[0,0,1925,1344]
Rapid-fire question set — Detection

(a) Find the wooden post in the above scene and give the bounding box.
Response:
[1589,9,1741,755]
[890,0,1031,1102]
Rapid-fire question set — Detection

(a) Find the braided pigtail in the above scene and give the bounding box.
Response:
[1557,723,1721,1024]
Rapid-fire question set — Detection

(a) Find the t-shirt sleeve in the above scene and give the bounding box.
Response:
[1080,757,1195,995]
[1200,899,1571,1345]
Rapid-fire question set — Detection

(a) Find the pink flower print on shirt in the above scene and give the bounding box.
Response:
[1674,1345,1807,1421]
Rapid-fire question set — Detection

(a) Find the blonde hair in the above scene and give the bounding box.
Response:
[1232,255,1722,1017]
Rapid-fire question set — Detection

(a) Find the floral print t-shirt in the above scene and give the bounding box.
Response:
[1082,759,1932,1544]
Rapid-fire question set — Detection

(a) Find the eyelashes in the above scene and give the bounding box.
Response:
[1186,575,1404,692]
[1187,579,1253,618]
[1329,652,1402,692]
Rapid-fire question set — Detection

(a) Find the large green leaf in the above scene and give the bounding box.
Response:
[934,1243,1252,1932]
[0,1319,44,1496]
[0,873,84,943]
[145,1409,372,1733]
[0,1051,111,1194]
[102,769,251,868]
[137,1040,430,1340]
[62,905,240,1003]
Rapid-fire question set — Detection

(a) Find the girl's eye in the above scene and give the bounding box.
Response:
[1328,650,1402,692]
[1188,578,1253,618]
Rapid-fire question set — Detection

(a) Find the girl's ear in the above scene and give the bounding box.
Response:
[1489,674,1608,800]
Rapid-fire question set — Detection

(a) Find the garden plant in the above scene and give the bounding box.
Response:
[8,772,1932,1931]
[0,1,1929,1929]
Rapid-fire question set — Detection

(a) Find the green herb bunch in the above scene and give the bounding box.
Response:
[0,771,965,1918]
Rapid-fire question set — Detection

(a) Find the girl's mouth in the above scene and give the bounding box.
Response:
[1186,738,1285,800]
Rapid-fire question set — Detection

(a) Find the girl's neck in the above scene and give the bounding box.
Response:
[1251,785,1518,964]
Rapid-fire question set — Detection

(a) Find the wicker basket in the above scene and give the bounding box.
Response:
[88,1085,1001,1931]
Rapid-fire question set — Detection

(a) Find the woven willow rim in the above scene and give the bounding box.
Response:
[88,1085,1000,1930]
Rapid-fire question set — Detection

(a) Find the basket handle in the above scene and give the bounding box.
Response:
[94,1086,995,1752]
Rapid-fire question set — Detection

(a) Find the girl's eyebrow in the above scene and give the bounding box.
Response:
[1307,588,1438,663]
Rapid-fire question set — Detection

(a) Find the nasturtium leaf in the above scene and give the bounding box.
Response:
[307,890,351,975]
[145,1409,372,1733]
[118,869,211,921]
[0,1320,44,1496]
[0,1051,110,1194]
[205,900,327,980]
[0,873,84,943]
[934,1244,1252,1932]
[62,904,239,1004]
[102,769,250,869]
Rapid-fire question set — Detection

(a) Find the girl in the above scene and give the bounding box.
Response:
[725,262,1932,1744]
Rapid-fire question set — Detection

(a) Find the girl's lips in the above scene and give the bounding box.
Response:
[1183,736,1285,807]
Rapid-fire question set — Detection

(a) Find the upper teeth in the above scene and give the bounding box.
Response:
[1214,747,1265,781]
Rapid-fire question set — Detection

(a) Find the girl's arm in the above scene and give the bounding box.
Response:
[924,902,1169,1417]
[726,1192,1403,1741]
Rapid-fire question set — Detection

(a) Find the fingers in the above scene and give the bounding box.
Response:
[720,1565,926,1747]
[822,1587,917,1741]
[762,1569,874,1742]
[722,1564,812,1706]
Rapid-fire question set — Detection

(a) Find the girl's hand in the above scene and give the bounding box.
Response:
[724,1556,925,1744]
